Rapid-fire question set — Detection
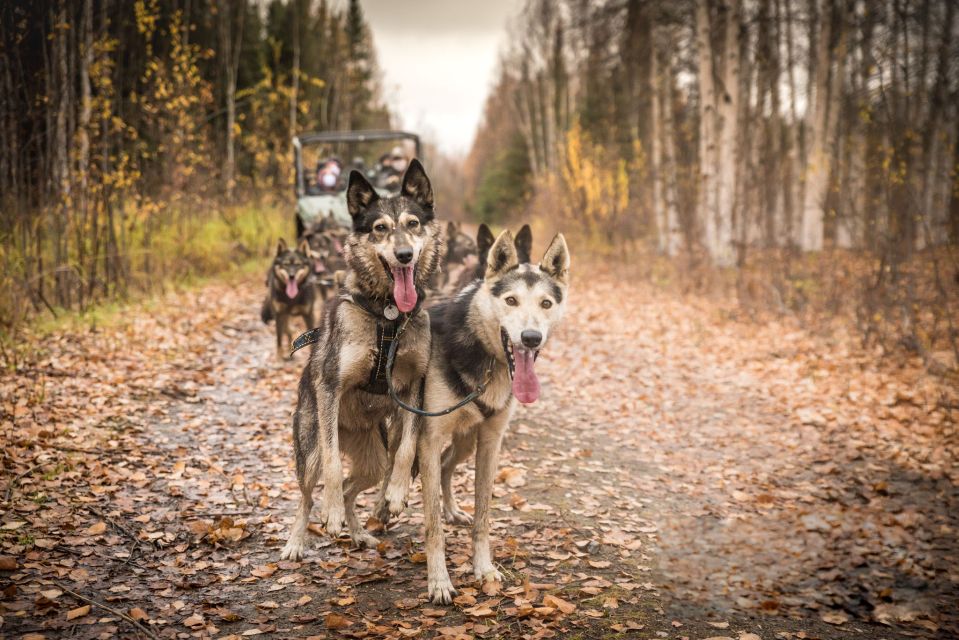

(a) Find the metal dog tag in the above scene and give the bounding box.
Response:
[383,304,399,320]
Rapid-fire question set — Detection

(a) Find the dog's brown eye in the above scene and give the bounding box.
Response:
[541,300,553,309]
[505,296,518,306]
[374,223,388,233]
[408,219,419,228]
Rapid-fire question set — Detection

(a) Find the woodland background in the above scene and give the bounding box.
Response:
[2,2,958,638]
[0,0,392,325]
[2,0,958,370]
[466,0,959,374]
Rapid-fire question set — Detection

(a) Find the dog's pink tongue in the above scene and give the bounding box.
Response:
[391,265,417,312]
[313,259,326,273]
[285,278,299,299]
[512,347,540,404]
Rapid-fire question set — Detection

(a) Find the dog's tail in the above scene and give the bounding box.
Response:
[260,296,274,324]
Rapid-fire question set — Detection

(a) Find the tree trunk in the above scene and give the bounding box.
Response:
[78,0,93,305]
[650,28,665,254]
[219,1,244,201]
[714,0,740,266]
[659,27,682,257]
[799,0,848,252]
[696,0,719,260]
[289,0,301,146]
[838,0,874,249]
[917,0,955,248]
[54,1,71,306]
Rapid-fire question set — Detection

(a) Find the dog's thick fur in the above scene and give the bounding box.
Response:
[261,239,320,360]
[413,228,570,603]
[280,159,443,558]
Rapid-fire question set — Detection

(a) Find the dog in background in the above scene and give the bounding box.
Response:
[429,221,479,297]
[261,239,320,360]
[302,221,348,301]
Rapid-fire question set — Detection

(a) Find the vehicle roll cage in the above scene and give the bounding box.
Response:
[292,130,422,198]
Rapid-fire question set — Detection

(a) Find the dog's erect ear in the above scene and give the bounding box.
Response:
[347,170,379,220]
[475,224,495,275]
[446,220,460,240]
[477,224,495,255]
[297,238,312,258]
[400,158,434,214]
[276,238,288,256]
[539,233,570,284]
[485,230,519,280]
[514,224,533,263]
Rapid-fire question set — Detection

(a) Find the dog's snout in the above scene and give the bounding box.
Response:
[395,247,414,264]
[520,329,542,349]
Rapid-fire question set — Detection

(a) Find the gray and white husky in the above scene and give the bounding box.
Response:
[280,159,443,558]
[412,227,571,603]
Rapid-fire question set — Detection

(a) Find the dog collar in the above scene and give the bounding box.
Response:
[289,287,426,358]
[348,288,426,320]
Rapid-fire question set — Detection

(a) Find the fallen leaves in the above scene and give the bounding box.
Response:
[129,607,149,622]
[542,593,576,614]
[324,612,352,629]
[250,563,277,578]
[821,610,849,625]
[85,521,107,535]
[66,605,91,620]
[1,269,955,640]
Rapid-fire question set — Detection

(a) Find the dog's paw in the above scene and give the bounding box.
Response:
[280,534,307,561]
[428,575,457,605]
[373,498,393,526]
[349,530,380,549]
[474,563,503,584]
[320,503,346,538]
[384,482,409,517]
[443,502,473,526]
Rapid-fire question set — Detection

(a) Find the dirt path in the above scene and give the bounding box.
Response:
[2,268,956,639]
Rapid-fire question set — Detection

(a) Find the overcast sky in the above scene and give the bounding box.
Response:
[361,0,517,157]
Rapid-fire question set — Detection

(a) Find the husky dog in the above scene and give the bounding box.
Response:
[280,159,443,558]
[446,221,478,265]
[414,228,570,603]
[430,221,480,295]
[302,222,348,300]
[261,239,320,360]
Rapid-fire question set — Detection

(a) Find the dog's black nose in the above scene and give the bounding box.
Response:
[521,330,542,349]
[395,247,414,264]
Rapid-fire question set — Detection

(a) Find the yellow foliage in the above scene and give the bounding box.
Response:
[556,121,631,247]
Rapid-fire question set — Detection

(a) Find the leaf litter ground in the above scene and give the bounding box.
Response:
[2,264,956,639]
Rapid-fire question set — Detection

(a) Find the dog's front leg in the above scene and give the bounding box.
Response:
[380,400,418,519]
[472,412,509,585]
[275,312,289,361]
[420,423,456,604]
[441,428,477,526]
[316,382,346,538]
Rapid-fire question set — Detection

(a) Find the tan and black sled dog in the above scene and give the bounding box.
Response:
[260,239,321,361]
[280,159,443,558]
[412,227,571,603]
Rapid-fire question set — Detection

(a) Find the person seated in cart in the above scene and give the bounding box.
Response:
[377,146,409,192]
[314,157,343,193]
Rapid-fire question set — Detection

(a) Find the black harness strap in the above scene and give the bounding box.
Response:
[290,287,424,394]
[291,327,322,354]
[360,320,398,395]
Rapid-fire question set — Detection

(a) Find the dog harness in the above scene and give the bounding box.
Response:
[290,287,425,396]
[291,285,495,418]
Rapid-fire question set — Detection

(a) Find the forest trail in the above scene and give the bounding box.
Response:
[3,266,956,640]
